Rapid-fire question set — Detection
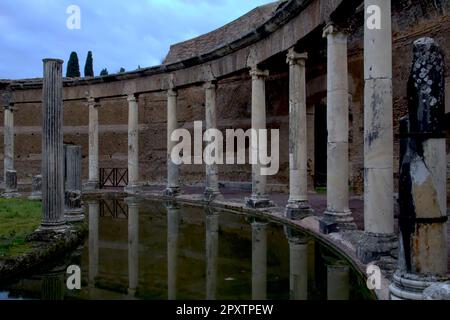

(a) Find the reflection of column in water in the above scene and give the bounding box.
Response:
[327,263,350,300]
[205,209,219,300]
[252,221,268,300]
[88,200,99,288]
[126,197,140,296]
[167,202,180,300]
[41,270,65,300]
[288,237,308,300]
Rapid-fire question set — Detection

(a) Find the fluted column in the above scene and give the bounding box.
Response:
[204,82,221,200]
[126,197,140,296]
[125,94,141,194]
[64,145,84,221]
[286,49,313,219]
[205,209,219,300]
[252,220,268,300]
[88,200,99,288]
[165,89,180,196]
[246,67,274,208]
[3,102,14,183]
[40,59,66,231]
[167,202,180,300]
[322,24,354,228]
[358,0,396,263]
[85,97,99,190]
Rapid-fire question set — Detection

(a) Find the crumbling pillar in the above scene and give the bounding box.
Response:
[204,81,221,200]
[165,89,180,196]
[85,97,99,190]
[322,24,354,228]
[390,37,448,300]
[3,169,19,198]
[64,145,84,222]
[88,200,99,288]
[126,197,140,296]
[125,94,141,194]
[327,262,350,300]
[358,0,396,262]
[40,59,66,231]
[28,175,42,200]
[205,208,219,300]
[252,220,268,300]
[246,67,274,208]
[167,202,180,300]
[286,49,313,219]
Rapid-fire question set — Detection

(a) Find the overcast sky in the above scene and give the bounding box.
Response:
[0,0,273,80]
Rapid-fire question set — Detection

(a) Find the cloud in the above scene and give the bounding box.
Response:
[0,0,274,79]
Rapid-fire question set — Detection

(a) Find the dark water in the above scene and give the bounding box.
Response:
[0,198,374,300]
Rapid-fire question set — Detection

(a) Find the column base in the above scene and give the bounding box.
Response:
[83,181,99,191]
[64,207,85,222]
[28,192,42,201]
[124,184,142,195]
[33,223,69,240]
[286,201,314,220]
[356,232,398,264]
[245,196,275,209]
[320,209,356,233]
[2,190,20,198]
[389,272,448,300]
[204,188,223,202]
[164,187,180,197]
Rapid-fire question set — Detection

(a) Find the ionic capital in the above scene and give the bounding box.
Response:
[203,81,217,90]
[127,94,138,103]
[167,89,177,97]
[87,97,100,108]
[286,48,308,66]
[249,67,269,80]
[322,23,347,38]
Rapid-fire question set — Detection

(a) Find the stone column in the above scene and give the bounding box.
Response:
[88,200,99,288]
[358,0,396,262]
[205,208,219,300]
[204,81,221,200]
[246,67,274,208]
[327,263,350,300]
[3,170,19,198]
[167,202,180,300]
[252,220,268,300]
[390,38,448,300]
[165,89,180,196]
[125,94,141,194]
[288,235,308,300]
[40,59,66,231]
[3,101,14,184]
[286,49,313,219]
[64,145,84,222]
[85,97,99,190]
[28,175,42,200]
[322,24,354,228]
[126,197,140,296]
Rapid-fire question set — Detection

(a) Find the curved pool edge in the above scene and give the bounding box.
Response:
[84,190,389,300]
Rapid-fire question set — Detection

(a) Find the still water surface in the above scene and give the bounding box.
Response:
[0,198,373,300]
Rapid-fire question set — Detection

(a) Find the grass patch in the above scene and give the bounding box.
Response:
[0,199,42,257]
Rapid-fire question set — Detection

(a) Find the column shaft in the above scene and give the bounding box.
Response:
[205,210,219,300]
[204,82,220,199]
[252,221,267,300]
[40,59,66,229]
[286,49,312,219]
[127,198,140,296]
[87,98,99,189]
[126,95,140,193]
[88,200,99,288]
[165,89,180,196]
[167,203,180,300]
[363,0,394,235]
[64,145,84,221]
[3,106,14,182]
[323,25,353,225]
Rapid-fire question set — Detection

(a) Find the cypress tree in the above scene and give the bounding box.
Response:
[66,51,80,77]
[100,68,109,76]
[84,51,94,77]
[119,67,125,73]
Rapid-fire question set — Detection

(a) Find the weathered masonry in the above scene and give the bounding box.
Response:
[0,0,449,298]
